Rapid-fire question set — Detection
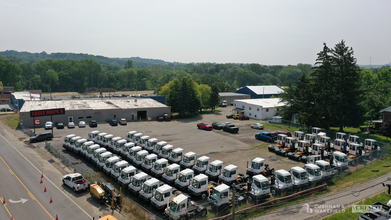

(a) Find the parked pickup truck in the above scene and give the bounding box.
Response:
[197,122,213,131]
[239,115,249,120]
[223,126,239,133]
[358,202,391,220]
[62,173,90,192]
[255,132,277,142]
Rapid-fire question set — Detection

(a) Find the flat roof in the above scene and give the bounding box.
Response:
[241,86,283,95]
[12,92,41,101]
[20,98,168,112]
[234,98,285,108]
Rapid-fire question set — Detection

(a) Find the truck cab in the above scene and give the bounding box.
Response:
[103,156,121,174]
[139,135,150,148]
[139,178,163,201]
[246,157,274,177]
[175,169,195,191]
[270,169,293,196]
[141,153,158,172]
[188,174,215,199]
[305,134,316,144]
[247,175,270,203]
[126,131,137,142]
[180,152,197,169]
[153,141,167,155]
[68,136,81,150]
[91,148,107,163]
[290,166,308,188]
[277,137,297,156]
[151,184,178,210]
[219,164,240,186]
[108,137,121,152]
[128,172,150,195]
[205,160,223,181]
[304,163,321,183]
[118,166,137,186]
[85,144,101,160]
[101,134,113,148]
[95,132,108,145]
[145,138,158,152]
[276,134,288,148]
[96,151,113,168]
[151,158,168,178]
[133,150,149,168]
[349,142,365,159]
[312,127,322,135]
[111,160,129,179]
[288,140,312,162]
[127,146,142,162]
[63,134,76,148]
[192,156,210,174]
[88,130,100,142]
[333,139,348,153]
[208,183,232,208]
[348,135,361,144]
[80,141,94,156]
[166,194,207,220]
[168,148,184,164]
[113,139,127,154]
[331,152,348,168]
[159,144,174,159]
[162,163,181,184]
[319,136,332,150]
[132,133,143,145]
[364,139,379,153]
[120,142,135,158]
[294,131,304,141]
[312,143,327,157]
[315,160,334,179]
[336,132,347,141]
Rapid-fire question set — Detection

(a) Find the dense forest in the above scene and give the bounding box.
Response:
[0,49,390,120]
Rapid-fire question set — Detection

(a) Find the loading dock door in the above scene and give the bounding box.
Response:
[137,111,147,120]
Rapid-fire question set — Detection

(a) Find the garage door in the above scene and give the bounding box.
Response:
[137,111,147,120]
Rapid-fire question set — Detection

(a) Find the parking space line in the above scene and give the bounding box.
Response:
[1,197,13,219]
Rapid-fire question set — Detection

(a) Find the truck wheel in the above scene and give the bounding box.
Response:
[272,189,277,196]
[73,187,77,192]
[198,126,200,129]
[201,193,207,200]
[201,209,207,217]
[247,195,253,202]
[62,179,65,185]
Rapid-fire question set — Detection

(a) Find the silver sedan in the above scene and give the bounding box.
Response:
[251,123,264,129]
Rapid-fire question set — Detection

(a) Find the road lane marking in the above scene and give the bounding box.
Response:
[0,197,14,219]
[0,156,54,220]
[0,132,93,219]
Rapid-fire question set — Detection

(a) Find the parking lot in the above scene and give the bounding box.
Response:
[31,107,303,174]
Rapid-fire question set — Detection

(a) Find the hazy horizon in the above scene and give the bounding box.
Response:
[1,0,390,65]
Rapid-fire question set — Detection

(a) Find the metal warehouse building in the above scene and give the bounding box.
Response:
[236,86,283,99]
[19,98,170,128]
[218,92,251,106]
[232,98,285,120]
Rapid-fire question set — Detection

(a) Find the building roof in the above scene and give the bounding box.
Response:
[12,92,41,101]
[380,106,391,113]
[219,92,251,97]
[19,98,168,112]
[238,86,283,95]
[234,98,285,108]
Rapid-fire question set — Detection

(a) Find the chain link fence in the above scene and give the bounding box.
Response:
[21,125,35,137]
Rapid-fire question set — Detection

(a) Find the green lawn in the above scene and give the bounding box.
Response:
[1,114,20,130]
[323,191,390,220]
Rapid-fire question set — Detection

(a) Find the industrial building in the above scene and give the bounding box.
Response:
[218,92,251,106]
[232,98,285,120]
[236,86,283,99]
[19,98,170,128]
[12,91,41,111]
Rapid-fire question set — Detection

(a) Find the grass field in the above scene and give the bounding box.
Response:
[323,191,390,220]
[0,114,20,130]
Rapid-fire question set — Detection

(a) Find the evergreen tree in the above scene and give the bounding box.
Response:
[209,85,220,111]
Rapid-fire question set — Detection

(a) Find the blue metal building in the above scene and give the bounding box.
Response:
[236,86,283,99]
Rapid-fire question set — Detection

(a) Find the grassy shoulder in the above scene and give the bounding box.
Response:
[0,114,20,130]
[323,191,390,220]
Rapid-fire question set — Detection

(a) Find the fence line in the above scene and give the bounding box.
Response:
[20,125,35,137]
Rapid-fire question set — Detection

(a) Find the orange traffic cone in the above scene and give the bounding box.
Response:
[50,196,53,203]
[40,178,43,184]
[44,186,47,192]
[2,197,5,204]
[41,173,44,178]
[56,214,58,220]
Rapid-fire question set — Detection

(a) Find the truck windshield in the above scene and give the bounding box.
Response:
[251,162,261,170]
[300,172,308,180]
[324,165,331,172]
[135,154,141,161]
[209,165,217,172]
[162,149,169,155]
[169,201,178,212]
[314,168,321,176]
[155,191,164,201]
[171,153,178,159]
[183,156,190,163]
[144,158,152,165]
[147,142,153,148]
[99,156,107,163]
[212,191,221,200]
[283,175,292,183]
[127,134,132,139]
[105,162,113,168]
[120,172,128,180]
[195,161,202,168]
[178,174,186,182]
[143,184,152,194]
[166,169,172,176]
[260,181,270,190]
[132,179,141,187]
[192,180,200,188]
[113,166,120,173]
[156,145,162,151]
[223,170,231,178]
[154,164,161,170]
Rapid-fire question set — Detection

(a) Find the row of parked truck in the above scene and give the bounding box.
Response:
[62,129,342,219]
[259,127,380,168]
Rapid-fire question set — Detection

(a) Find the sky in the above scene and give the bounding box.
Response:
[0,0,390,65]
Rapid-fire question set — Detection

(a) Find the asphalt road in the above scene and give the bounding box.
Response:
[0,123,97,220]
